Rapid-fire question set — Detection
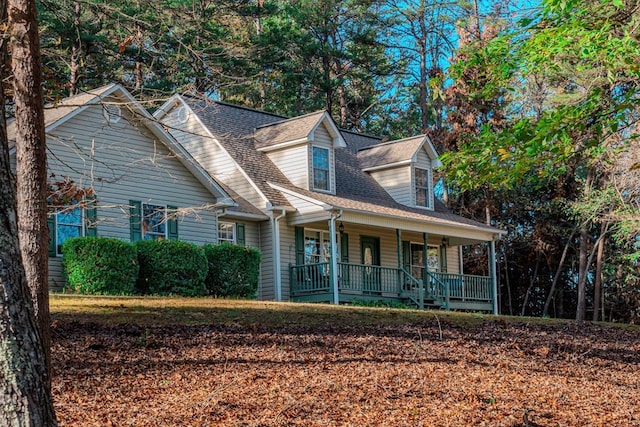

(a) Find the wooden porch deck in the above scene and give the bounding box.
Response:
[290,262,494,311]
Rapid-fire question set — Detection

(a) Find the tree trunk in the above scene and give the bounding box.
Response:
[575,223,589,321]
[592,237,604,321]
[69,1,81,96]
[10,0,52,371]
[1,1,57,423]
[542,230,575,317]
[521,253,540,316]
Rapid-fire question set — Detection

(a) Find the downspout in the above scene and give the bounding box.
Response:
[270,207,286,301]
[328,210,342,305]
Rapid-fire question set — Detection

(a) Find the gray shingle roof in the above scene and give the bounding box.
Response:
[357,135,427,170]
[254,111,326,149]
[181,95,295,207]
[180,95,501,234]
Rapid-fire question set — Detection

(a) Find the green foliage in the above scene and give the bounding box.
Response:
[203,243,261,298]
[136,239,207,297]
[62,237,138,295]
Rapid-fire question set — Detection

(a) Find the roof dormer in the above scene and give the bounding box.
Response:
[254,111,346,194]
[357,135,441,210]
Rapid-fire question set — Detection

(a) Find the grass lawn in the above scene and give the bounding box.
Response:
[50,295,640,426]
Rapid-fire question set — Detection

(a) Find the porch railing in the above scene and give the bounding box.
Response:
[290,262,493,309]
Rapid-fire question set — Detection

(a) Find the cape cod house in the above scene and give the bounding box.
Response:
[9,84,504,311]
[8,84,266,289]
[155,93,505,312]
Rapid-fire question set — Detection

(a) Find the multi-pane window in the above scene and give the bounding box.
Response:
[414,167,430,208]
[304,229,331,264]
[218,222,235,243]
[312,146,330,191]
[56,205,83,255]
[142,203,166,240]
[408,243,439,279]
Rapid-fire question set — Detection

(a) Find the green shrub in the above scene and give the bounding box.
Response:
[203,243,261,298]
[62,237,138,295]
[135,239,207,296]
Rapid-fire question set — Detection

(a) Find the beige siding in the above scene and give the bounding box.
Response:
[163,107,267,209]
[259,219,275,300]
[414,148,435,210]
[309,124,336,194]
[370,166,412,206]
[266,145,309,188]
[43,99,220,289]
[446,246,460,274]
[279,220,295,301]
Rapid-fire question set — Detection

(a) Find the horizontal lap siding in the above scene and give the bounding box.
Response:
[266,145,308,189]
[370,166,412,206]
[279,220,295,301]
[415,149,435,210]
[46,100,219,288]
[312,125,336,194]
[163,108,267,209]
[259,220,274,300]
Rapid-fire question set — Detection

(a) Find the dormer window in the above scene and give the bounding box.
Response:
[414,167,431,208]
[312,146,330,191]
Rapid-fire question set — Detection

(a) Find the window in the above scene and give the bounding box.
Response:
[414,167,431,208]
[303,229,338,264]
[55,205,84,255]
[142,203,167,240]
[312,146,330,191]
[406,243,439,279]
[218,222,235,244]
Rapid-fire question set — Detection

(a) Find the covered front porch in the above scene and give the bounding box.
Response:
[290,262,494,311]
[287,218,500,312]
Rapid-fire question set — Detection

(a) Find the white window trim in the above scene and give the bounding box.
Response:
[413,166,432,210]
[311,145,332,193]
[55,205,85,257]
[218,221,236,244]
[142,203,168,240]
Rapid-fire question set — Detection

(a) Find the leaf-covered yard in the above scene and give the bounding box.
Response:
[51,296,640,426]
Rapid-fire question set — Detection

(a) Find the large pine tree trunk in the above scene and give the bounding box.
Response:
[10,0,52,371]
[1,1,57,422]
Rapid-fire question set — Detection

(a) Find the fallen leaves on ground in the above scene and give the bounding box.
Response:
[52,313,640,426]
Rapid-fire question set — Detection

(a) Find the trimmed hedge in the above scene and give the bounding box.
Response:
[135,239,207,296]
[203,243,261,298]
[62,237,138,295]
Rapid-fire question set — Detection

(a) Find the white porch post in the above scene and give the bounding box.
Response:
[489,239,498,315]
[329,211,341,305]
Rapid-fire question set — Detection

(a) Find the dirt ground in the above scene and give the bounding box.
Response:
[50,302,640,427]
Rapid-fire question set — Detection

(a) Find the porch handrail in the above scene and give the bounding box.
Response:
[290,262,492,309]
[424,270,449,310]
[290,262,331,295]
[399,267,423,308]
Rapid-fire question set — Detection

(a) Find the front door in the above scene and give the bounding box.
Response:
[361,236,380,292]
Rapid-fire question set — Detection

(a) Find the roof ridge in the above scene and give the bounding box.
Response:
[182,94,288,120]
[357,134,427,152]
[254,110,327,130]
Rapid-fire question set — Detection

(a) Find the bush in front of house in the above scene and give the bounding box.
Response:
[203,243,261,298]
[62,237,138,295]
[135,239,207,296]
